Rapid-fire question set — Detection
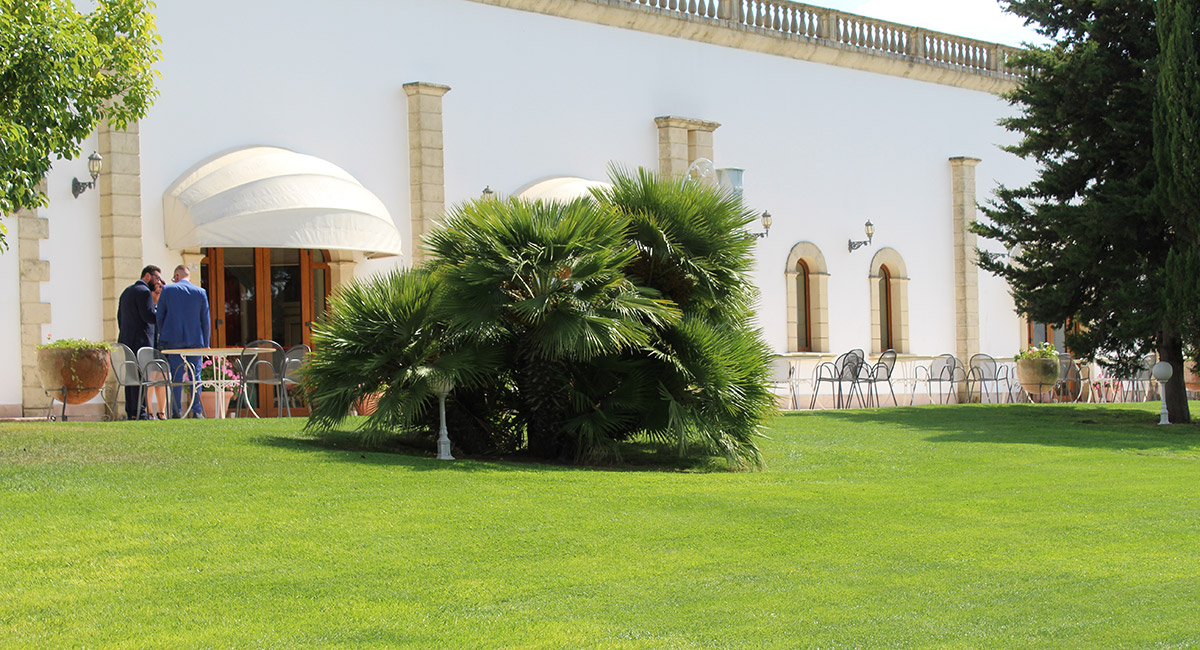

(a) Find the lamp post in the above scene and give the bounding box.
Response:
[1152,361,1173,425]
[432,376,455,459]
[71,151,103,198]
[848,220,875,253]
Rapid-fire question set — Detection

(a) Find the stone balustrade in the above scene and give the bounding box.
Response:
[624,0,1025,79]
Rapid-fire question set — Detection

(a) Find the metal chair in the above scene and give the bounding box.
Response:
[107,343,143,420]
[278,344,310,416]
[967,353,1012,403]
[1124,357,1155,402]
[914,354,966,404]
[810,349,866,409]
[768,357,798,410]
[1054,353,1085,402]
[235,340,284,417]
[136,347,197,418]
[862,349,898,407]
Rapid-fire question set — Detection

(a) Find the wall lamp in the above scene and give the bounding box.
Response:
[748,210,773,239]
[848,220,875,253]
[71,151,103,198]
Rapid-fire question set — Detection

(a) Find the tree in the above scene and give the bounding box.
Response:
[1156,0,1200,379]
[0,0,161,251]
[972,0,1193,423]
[304,169,776,467]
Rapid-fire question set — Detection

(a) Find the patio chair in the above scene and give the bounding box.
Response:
[861,349,898,407]
[234,339,284,418]
[768,356,798,410]
[1124,357,1155,402]
[914,354,966,404]
[809,349,866,409]
[106,343,143,420]
[136,347,197,418]
[966,353,1012,404]
[277,344,310,417]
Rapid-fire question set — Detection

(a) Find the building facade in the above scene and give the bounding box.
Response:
[0,0,1038,417]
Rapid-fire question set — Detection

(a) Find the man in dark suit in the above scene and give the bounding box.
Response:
[117,265,162,420]
[157,264,211,418]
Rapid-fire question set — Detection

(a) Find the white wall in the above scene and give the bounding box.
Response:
[0,0,1037,406]
[0,213,21,407]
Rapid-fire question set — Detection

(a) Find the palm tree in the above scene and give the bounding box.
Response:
[593,168,776,467]
[426,197,679,459]
[303,268,498,442]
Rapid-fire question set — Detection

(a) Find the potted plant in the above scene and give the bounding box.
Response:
[198,357,241,418]
[36,337,112,405]
[1014,342,1060,398]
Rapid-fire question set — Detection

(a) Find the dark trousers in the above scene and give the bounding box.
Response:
[167,353,205,418]
[124,384,147,420]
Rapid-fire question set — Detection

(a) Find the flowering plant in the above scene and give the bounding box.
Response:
[1015,341,1058,360]
[199,357,242,393]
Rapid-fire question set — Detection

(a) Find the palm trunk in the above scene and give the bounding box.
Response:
[517,348,571,459]
[1158,322,1192,424]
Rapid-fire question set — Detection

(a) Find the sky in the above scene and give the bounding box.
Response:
[813,0,1048,47]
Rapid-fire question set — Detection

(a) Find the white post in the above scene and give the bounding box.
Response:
[436,390,454,459]
[1152,361,1173,426]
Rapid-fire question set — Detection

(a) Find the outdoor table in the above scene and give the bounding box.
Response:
[161,347,273,418]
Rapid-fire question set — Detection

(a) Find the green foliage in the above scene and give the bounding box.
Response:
[0,0,161,250]
[305,169,774,467]
[36,337,111,351]
[1014,341,1057,360]
[973,1,1192,419]
[1155,0,1200,355]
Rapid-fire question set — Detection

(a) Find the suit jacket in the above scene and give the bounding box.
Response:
[156,279,211,349]
[117,279,157,351]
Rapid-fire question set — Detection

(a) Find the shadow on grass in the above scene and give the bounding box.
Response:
[785,403,1200,453]
[255,428,730,473]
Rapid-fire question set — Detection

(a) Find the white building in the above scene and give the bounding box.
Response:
[1,0,1041,417]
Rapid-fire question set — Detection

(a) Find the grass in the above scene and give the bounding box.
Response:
[2,402,1199,648]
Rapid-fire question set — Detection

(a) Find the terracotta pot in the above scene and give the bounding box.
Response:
[199,391,230,419]
[1016,357,1059,395]
[37,346,111,405]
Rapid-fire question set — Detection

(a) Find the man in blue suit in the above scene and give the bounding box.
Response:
[117,265,162,420]
[157,264,211,418]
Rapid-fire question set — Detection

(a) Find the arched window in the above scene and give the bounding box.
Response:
[869,248,909,353]
[879,264,893,350]
[785,242,829,352]
[796,260,812,351]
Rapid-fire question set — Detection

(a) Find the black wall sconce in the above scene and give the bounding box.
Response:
[848,220,875,253]
[71,151,103,198]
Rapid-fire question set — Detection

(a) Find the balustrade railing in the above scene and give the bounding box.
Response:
[623,0,1025,79]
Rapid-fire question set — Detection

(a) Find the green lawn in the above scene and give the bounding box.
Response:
[2,403,1199,649]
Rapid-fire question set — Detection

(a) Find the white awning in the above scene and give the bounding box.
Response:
[515,176,612,202]
[163,146,403,256]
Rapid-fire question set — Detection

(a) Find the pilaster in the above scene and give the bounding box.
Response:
[950,156,982,399]
[99,122,144,346]
[18,196,51,417]
[654,116,720,177]
[404,82,450,264]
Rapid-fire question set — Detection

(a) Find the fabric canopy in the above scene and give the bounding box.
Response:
[163,146,402,256]
[515,176,612,202]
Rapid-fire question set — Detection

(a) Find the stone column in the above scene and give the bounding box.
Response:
[180,249,205,281]
[99,122,144,345]
[403,82,450,264]
[654,116,720,178]
[950,156,981,400]
[18,195,51,417]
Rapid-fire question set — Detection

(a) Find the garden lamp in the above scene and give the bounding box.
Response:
[1152,361,1173,425]
[72,151,103,198]
[432,375,455,459]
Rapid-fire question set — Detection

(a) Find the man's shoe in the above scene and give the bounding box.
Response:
[192,412,206,419]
